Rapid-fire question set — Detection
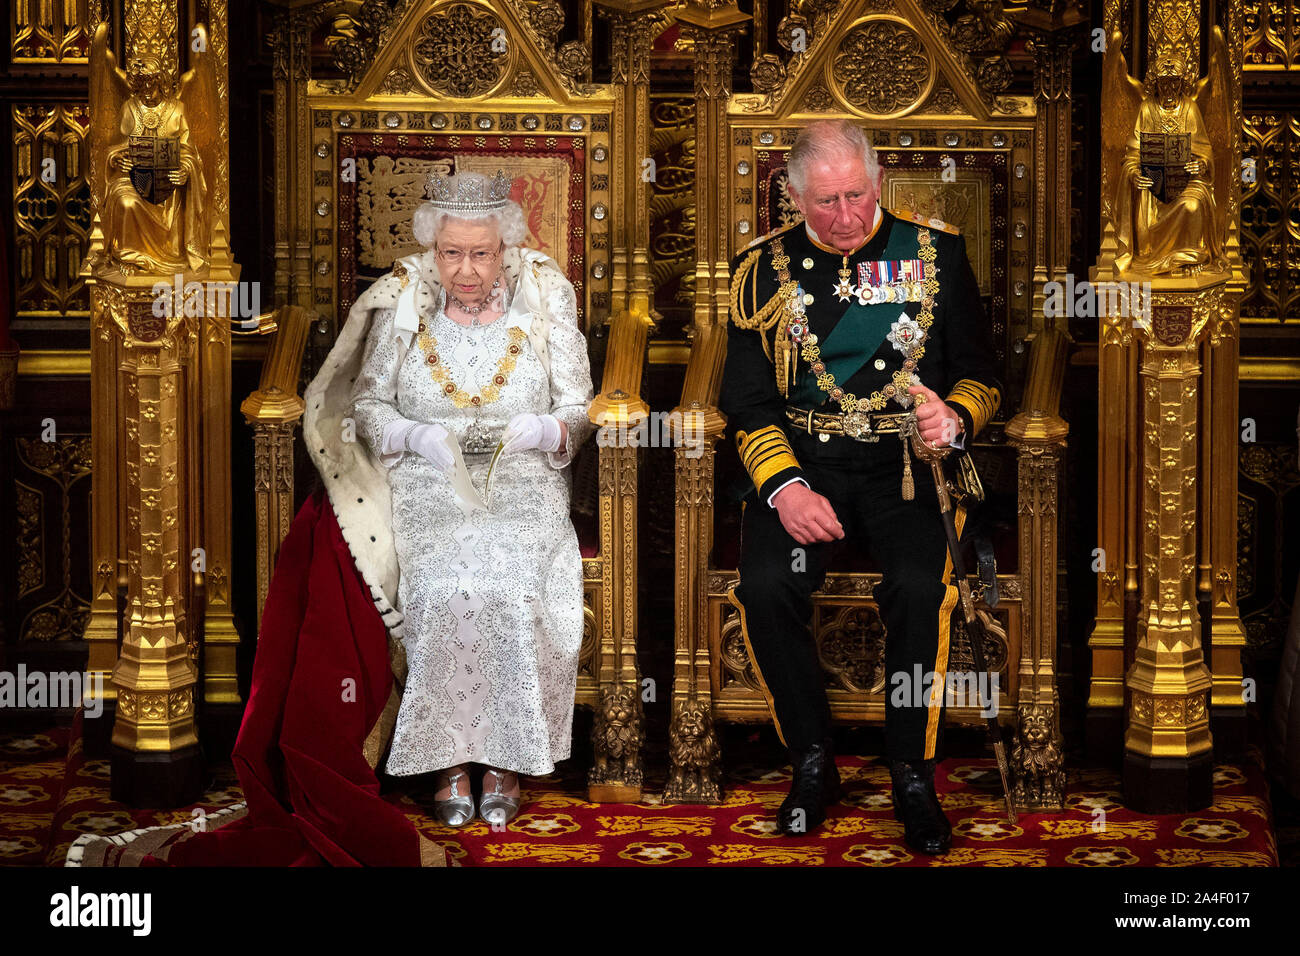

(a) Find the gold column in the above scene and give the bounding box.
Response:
[1014,4,1085,322]
[1087,1,1133,751]
[1011,4,1080,791]
[267,6,312,309]
[198,0,241,706]
[240,306,312,632]
[84,299,124,722]
[666,322,726,803]
[663,0,746,804]
[83,0,185,735]
[1123,282,1220,811]
[676,0,749,336]
[1201,0,1248,748]
[89,277,203,806]
[597,0,669,309]
[1005,330,1069,811]
[586,297,653,803]
[1087,300,1131,744]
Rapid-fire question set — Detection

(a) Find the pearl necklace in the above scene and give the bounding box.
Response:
[446,277,503,321]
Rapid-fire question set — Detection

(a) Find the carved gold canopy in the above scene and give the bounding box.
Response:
[725,0,1038,399]
[304,0,616,332]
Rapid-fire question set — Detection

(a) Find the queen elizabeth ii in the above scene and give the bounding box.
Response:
[302,169,595,827]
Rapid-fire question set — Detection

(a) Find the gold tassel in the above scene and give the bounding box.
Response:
[901,427,914,501]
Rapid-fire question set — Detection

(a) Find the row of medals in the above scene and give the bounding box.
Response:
[785,257,926,441]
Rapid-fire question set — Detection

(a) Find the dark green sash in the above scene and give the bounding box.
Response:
[789,223,923,406]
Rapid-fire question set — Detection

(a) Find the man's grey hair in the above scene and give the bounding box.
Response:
[411,171,528,249]
[785,120,881,195]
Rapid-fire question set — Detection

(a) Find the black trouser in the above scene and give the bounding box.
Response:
[731,429,966,762]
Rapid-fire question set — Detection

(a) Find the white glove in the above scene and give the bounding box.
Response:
[381,419,454,473]
[502,412,563,454]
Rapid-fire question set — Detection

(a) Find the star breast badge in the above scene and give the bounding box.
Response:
[888,313,925,353]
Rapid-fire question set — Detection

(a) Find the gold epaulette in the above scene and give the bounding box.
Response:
[890,208,961,236]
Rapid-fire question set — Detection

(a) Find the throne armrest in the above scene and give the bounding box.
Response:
[588,293,654,428]
[239,305,315,425]
[1009,326,1070,429]
[239,304,315,629]
[677,319,728,420]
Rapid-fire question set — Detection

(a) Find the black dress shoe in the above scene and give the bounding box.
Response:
[889,758,951,855]
[777,738,842,836]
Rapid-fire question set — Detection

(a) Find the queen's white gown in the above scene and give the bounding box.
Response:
[348,277,594,777]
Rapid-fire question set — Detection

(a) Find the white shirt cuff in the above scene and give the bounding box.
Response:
[767,476,808,507]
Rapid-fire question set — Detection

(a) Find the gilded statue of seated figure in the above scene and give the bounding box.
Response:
[1105,38,1231,278]
[89,23,215,274]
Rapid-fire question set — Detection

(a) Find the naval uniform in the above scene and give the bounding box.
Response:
[719,207,1002,762]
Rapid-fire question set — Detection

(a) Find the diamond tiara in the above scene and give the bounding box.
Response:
[426,169,513,211]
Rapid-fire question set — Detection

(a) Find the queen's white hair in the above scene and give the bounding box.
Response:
[786,120,881,195]
[410,171,528,249]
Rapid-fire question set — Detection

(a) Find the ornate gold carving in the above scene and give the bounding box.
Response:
[1124,283,1220,762]
[555,40,592,84]
[12,104,92,314]
[1241,112,1297,322]
[950,613,1008,674]
[665,699,721,803]
[510,69,540,96]
[123,0,179,85]
[589,683,644,788]
[750,53,786,96]
[817,605,887,693]
[1147,0,1198,69]
[1244,0,1300,68]
[831,17,933,117]
[1011,704,1064,807]
[377,68,417,94]
[525,0,565,47]
[1099,26,1233,277]
[411,3,509,98]
[951,0,1015,53]
[12,0,90,62]
[802,83,835,111]
[88,22,218,273]
[15,436,93,640]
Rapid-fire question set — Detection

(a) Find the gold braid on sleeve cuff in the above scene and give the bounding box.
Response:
[945,379,1002,436]
[736,425,801,493]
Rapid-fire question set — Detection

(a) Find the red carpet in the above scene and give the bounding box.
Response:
[0,717,1280,867]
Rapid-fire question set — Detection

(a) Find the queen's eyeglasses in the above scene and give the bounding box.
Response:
[435,245,502,266]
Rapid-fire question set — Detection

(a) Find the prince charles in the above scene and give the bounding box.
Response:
[720,119,1002,854]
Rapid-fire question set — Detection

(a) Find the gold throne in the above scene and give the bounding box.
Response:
[664,0,1074,811]
[244,0,653,802]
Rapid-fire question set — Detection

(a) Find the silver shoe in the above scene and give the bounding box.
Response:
[433,769,474,828]
[479,769,521,827]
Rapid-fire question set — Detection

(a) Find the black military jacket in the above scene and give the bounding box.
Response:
[719,209,1003,502]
